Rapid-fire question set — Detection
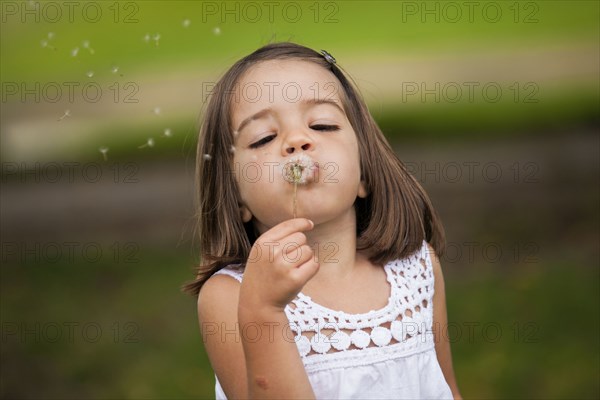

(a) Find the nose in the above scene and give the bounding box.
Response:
[283,128,313,155]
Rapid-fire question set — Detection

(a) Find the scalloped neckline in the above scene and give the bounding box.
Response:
[295,261,396,318]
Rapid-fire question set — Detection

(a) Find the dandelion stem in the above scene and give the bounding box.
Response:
[293,181,298,218]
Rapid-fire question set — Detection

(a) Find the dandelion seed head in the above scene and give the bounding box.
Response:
[283,154,315,185]
[182,19,191,28]
[213,27,221,36]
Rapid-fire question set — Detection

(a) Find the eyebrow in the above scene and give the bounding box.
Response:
[235,98,345,134]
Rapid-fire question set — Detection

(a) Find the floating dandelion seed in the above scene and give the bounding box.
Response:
[153,33,161,46]
[86,71,94,78]
[47,32,55,40]
[203,154,212,161]
[82,40,95,54]
[229,145,236,153]
[162,128,172,137]
[58,109,71,121]
[213,27,221,36]
[182,19,191,28]
[111,65,119,74]
[71,47,79,57]
[138,138,155,149]
[40,39,51,49]
[99,146,109,161]
[143,33,151,43]
[152,107,161,115]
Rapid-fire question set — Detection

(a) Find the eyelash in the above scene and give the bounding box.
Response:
[249,125,340,149]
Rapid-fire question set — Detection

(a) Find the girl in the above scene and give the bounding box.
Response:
[183,42,462,399]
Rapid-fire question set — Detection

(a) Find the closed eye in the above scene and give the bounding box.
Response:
[249,134,276,149]
[311,124,340,132]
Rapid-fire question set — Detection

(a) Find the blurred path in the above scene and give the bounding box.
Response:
[2,131,598,266]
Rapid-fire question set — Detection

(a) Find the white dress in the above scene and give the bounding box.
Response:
[211,240,453,399]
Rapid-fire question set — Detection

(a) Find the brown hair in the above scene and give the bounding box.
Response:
[182,41,445,296]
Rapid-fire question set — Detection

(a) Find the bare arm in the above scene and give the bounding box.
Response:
[429,244,463,400]
[198,219,319,399]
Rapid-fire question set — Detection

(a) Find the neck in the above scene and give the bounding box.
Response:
[304,207,362,284]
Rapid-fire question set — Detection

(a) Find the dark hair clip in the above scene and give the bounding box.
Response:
[320,50,336,65]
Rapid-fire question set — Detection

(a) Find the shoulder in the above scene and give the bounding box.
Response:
[197,268,242,323]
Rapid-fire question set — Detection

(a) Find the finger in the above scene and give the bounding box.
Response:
[289,258,320,285]
[283,232,307,249]
[281,244,313,266]
[263,218,313,242]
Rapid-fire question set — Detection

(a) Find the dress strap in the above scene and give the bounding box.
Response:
[420,240,434,270]
[212,264,244,283]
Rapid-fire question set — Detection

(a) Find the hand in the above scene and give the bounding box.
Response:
[239,218,319,314]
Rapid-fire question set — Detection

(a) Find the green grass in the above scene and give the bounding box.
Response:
[1,1,598,82]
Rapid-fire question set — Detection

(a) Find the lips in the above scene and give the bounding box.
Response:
[283,154,318,185]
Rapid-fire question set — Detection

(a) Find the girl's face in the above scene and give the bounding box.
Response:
[230,59,366,233]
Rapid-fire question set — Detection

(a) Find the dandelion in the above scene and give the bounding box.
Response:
[71,47,79,57]
[182,19,191,28]
[57,109,71,121]
[86,71,94,78]
[82,40,95,55]
[99,146,109,161]
[213,27,221,36]
[138,138,155,149]
[152,107,161,116]
[284,154,316,218]
[162,128,172,137]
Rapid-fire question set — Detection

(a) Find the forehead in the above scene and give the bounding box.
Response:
[230,59,344,122]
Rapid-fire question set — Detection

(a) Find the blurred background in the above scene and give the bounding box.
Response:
[1,0,598,398]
